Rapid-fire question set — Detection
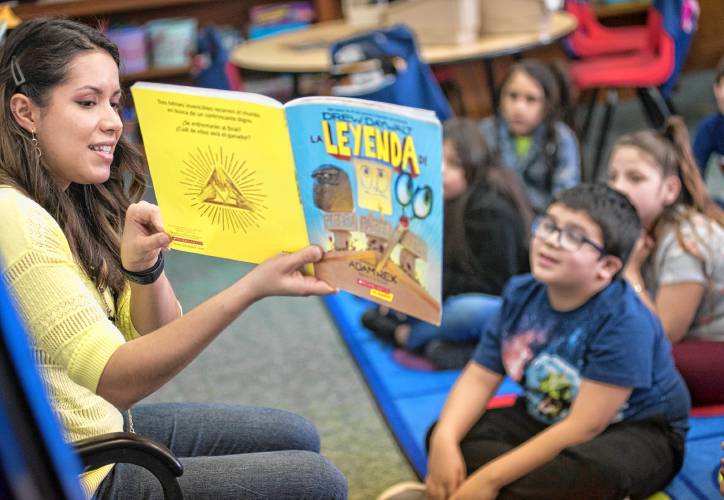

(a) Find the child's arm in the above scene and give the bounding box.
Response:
[450,379,631,500]
[625,234,706,343]
[427,362,503,500]
[645,283,705,343]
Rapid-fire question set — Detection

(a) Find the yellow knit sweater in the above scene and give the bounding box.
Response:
[0,186,141,498]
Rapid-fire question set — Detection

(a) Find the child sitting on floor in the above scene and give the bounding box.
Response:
[692,55,724,207]
[362,118,531,369]
[480,59,580,214]
[608,116,724,405]
[381,183,690,500]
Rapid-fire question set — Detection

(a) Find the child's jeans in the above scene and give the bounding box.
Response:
[404,293,502,351]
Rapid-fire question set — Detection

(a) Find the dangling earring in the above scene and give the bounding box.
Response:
[30,129,42,159]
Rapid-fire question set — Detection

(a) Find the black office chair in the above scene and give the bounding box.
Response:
[0,274,183,500]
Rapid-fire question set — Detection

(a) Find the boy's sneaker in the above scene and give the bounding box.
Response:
[424,340,475,370]
[361,308,404,346]
[376,481,426,500]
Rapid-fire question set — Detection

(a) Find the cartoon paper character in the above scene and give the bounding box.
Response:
[312,165,354,213]
[353,159,392,214]
[359,213,393,254]
[399,230,427,280]
[324,212,358,251]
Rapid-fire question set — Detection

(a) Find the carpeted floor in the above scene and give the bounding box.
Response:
[143,67,722,500]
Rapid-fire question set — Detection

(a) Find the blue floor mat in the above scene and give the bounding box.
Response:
[323,292,521,477]
[324,292,723,499]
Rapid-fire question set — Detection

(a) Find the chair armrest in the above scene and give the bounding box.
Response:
[74,432,183,500]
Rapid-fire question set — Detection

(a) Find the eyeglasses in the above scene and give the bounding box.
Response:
[532,216,606,255]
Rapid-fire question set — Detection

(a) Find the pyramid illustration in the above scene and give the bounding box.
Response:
[199,167,252,209]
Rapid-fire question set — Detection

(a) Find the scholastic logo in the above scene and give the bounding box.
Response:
[357,278,390,294]
[172,236,204,246]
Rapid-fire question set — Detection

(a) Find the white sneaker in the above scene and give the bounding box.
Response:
[376,481,427,500]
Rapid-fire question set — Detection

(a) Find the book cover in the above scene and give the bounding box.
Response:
[132,83,442,324]
[286,97,442,324]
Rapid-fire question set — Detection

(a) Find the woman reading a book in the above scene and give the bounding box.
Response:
[0,17,347,499]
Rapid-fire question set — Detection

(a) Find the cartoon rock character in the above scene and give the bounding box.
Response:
[200,167,252,209]
[312,165,354,213]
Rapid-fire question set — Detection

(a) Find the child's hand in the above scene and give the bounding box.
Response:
[244,245,338,300]
[426,438,466,500]
[449,465,500,500]
[121,201,171,272]
[450,478,498,500]
[625,230,655,274]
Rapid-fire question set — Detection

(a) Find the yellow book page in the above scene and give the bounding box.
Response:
[132,83,309,264]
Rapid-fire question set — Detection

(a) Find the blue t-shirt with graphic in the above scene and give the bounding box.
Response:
[473,275,690,434]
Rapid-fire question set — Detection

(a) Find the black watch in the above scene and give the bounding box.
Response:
[122,253,165,285]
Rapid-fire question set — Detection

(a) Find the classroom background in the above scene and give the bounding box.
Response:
[1,0,723,498]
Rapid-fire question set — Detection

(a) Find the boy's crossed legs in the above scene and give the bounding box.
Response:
[427,399,683,500]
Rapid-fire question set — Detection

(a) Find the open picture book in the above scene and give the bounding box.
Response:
[131,82,442,324]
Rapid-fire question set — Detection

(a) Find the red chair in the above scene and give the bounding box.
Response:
[565,0,649,58]
[570,5,678,181]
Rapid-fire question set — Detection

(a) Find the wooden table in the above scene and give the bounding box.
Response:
[231,11,577,104]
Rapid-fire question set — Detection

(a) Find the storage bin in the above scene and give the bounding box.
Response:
[146,18,197,68]
[343,0,389,27]
[106,26,147,75]
[479,0,546,35]
[384,0,479,45]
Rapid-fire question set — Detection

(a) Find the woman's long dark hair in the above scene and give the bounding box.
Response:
[0,18,146,301]
[443,118,532,274]
[494,59,576,194]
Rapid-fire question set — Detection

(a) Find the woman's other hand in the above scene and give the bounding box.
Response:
[244,245,338,300]
[121,201,171,272]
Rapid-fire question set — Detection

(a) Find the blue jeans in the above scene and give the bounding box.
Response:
[94,403,347,499]
[404,294,502,351]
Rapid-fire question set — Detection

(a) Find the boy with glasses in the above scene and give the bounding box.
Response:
[387,183,690,500]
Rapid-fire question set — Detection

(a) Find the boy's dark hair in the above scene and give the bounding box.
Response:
[554,183,640,268]
[716,55,724,85]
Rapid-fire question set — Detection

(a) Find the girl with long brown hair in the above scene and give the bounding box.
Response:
[608,116,724,405]
[480,59,581,215]
[0,17,346,498]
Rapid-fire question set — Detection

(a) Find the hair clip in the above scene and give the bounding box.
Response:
[10,56,26,87]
